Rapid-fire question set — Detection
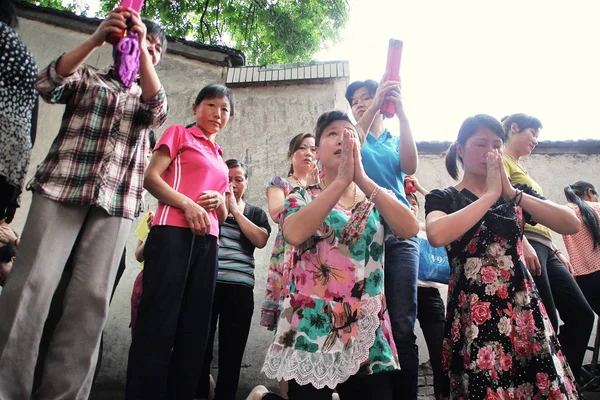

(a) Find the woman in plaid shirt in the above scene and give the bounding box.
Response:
[0,8,168,400]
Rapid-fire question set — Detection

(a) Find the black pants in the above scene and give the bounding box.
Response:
[417,287,445,400]
[288,371,393,400]
[576,270,600,316]
[530,240,594,379]
[126,226,218,400]
[196,282,254,400]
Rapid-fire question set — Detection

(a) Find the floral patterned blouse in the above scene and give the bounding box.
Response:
[425,186,579,400]
[260,176,295,329]
[262,185,399,389]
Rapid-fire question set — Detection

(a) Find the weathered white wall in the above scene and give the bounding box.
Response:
[11,17,600,398]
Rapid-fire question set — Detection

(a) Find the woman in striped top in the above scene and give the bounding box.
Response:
[196,159,271,400]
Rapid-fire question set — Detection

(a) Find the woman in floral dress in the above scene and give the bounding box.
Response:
[262,111,419,399]
[261,133,317,331]
[424,114,581,399]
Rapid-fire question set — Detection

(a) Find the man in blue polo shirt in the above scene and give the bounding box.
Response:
[346,79,420,400]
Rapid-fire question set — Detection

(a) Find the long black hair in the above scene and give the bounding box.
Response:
[564,181,600,249]
[445,114,506,180]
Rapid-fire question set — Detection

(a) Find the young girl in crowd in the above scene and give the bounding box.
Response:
[196,159,271,400]
[262,110,419,399]
[126,84,233,399]
[563,181,600,315]
[425,114,581,399]
[502,113,593,380]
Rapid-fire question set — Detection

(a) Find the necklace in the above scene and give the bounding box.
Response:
[291,174,307,188]
[321,179,358,210]
[505,152,525,170]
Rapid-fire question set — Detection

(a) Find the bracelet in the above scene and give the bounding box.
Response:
[516,190,524,206]
[368,185,380,203]
[512,189,523,206]
[554,249,562,256]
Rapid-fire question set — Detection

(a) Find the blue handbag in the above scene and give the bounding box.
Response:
[417,232,450,284]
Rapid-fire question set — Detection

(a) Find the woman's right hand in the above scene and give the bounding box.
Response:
[335,130,355,186]
[485,150,503,201]
[182,200,211,236]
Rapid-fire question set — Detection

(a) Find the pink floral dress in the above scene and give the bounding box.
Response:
[262,185,399,389]
[260,176,295,329]
[425,186,579,400]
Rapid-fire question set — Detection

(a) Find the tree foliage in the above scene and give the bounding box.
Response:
[26,0,348,65]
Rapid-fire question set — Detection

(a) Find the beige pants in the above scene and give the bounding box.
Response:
[0,193,131,399]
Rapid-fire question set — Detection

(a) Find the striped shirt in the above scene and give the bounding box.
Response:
[217,204,271,288]
[30,58,168,219]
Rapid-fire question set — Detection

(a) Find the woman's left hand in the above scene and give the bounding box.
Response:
[126,8,147,48]
[197,190,223,211]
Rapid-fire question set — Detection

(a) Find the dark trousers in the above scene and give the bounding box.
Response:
[288,371,393,400]
[126,226,218,400]
[576,270,600,316]
[33,247,127,391]
[417,287,445,400]
[530,240,594,379]
[384,236,419,400]
[196,282,254,400]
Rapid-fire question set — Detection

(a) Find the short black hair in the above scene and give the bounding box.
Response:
[194,84,235,118]
[0,0,18,28]
[143,19,167,53]
[345,80,379,106]
[226,159,248,179]
[0,244,17,264]
[501,113,543,136]
[314,110,354,146]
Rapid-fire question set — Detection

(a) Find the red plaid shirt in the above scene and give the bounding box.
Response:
[30,58,168,219]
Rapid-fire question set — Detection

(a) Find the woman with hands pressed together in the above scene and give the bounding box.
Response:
[425,115,580,399]
[127,85,233,400]
[262,111,418,400]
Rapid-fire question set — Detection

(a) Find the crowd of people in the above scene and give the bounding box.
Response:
[1,2,600,400]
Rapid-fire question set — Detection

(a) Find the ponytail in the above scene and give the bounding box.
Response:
[445,142,461,180]
[564,182,600,249]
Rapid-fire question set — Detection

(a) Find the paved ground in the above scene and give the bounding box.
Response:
[90,362,600,400]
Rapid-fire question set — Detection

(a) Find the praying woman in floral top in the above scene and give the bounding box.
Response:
[424,114,581,399]
[261,110,419,400]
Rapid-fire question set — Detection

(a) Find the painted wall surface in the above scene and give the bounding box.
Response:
[9,17,599,398]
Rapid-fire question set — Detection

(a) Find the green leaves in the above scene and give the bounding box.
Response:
[27,0,348,65]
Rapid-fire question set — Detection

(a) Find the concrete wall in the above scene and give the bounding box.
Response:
[11,16,350,395]
[11,17,600,398]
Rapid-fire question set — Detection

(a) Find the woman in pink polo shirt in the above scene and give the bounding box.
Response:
[126,84,233,400]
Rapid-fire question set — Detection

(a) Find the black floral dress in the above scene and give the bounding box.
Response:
[425,186,579,400]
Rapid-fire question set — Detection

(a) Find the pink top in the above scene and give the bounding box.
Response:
[153,125,228,237]
[563,202,600,277]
